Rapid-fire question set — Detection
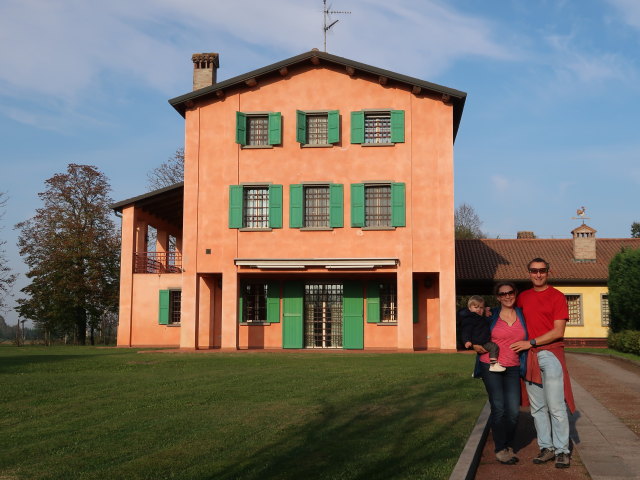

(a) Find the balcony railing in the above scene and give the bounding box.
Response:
[134,252,182,274]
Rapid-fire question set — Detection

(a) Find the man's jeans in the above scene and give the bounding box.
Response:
[526,350,570,454]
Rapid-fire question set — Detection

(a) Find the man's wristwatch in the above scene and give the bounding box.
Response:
[529,338,537,346]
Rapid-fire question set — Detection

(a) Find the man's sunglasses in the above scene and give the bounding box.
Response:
[497,290,516,297]
[528,268,548,274]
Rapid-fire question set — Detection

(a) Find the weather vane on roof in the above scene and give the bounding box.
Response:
[323,0,351,52]
[572,206,590,224]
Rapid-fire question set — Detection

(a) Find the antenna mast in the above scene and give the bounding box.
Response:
[323,0,351,52]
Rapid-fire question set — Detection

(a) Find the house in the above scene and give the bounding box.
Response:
[112,50,467,351]
[455,224,640,346]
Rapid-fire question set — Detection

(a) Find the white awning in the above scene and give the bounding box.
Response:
[234,258,399,270]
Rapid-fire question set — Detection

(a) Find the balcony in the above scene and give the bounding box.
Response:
[134,252,182,274]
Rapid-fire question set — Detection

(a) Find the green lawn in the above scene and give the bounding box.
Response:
[0,347,485,480]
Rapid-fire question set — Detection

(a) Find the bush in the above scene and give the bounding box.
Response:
[608,330,640,355]
[608,247,640,332]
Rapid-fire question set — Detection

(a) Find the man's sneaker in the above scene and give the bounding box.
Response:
[495,448,517,465]
[532,448,555,464]
[555,452,570,468]
[489,362,506,372]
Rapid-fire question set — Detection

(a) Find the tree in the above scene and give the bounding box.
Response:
[608,247,640,332]
[146,148,184,191]
[0,192,17,311]
[631,222,640,238]
[455,203,485,239]
[15,164,120,345]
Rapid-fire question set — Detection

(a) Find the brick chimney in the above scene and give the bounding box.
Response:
[571,224,596,261]
[192,53,219,91]
[517,231,536,239]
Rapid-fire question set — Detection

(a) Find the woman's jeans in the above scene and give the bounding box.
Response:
[525,350,570,454]
[480,362,521,452]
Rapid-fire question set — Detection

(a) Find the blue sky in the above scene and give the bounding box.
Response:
[2,0,640,325]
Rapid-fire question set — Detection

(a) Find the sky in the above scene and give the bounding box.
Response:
[2,0,640,325]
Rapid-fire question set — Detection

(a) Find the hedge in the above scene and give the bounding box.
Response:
[608,330,640,355]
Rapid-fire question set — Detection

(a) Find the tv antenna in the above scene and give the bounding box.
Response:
[323,0,351,52]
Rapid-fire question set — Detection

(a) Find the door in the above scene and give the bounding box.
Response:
[304,283,343,348]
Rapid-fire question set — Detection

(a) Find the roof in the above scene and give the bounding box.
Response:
[111,182,184,228]
[168,50,467,140]
[456,238,640,282]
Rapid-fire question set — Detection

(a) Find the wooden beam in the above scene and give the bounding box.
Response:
[185,100,195,108]
[345,66,355,76]
[441,93,451,103]
[216,90,225,99]
[279,67,288,76]
[310,56,320,65]
[378,76,388,86]
[245,78,258,87]
[412,85,422,95]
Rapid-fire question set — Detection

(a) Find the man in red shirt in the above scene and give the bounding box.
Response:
[511,258,575,469]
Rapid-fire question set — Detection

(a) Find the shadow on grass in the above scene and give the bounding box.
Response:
[0,354,98,372]
[211,377,476,480]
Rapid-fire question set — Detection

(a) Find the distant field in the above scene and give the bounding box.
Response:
[0,347,485,480]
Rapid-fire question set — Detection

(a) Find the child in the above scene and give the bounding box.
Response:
[459,296,505,372]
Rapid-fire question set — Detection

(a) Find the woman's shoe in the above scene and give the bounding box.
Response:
[496,448,517,464]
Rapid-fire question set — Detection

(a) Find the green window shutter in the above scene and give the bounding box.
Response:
[390,110,405,143]
[366,281,380,323]
[238,287,244,323]
[229,185,243,228]
[343,281,364,349]
[413,282,419,324]
[269,184,282,228]
[296,110,306,144]
[267,282,280,323]
[350,183,365,227]
[268,112,282,145]
[236,112,247,145]
[283,282,304,348]
[329,183,343,228]
[350,111,364,144]
[159,290,170,325]
[391,182,406,227]
[289,184,303,228]
[327,110,340,144]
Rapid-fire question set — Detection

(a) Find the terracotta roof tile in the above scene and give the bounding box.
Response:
[456,238,640,282]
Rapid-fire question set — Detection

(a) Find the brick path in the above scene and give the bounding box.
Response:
[473,352,640,480]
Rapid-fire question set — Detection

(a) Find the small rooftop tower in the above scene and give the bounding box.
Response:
[192,53,219,91]
[572,224,597,261]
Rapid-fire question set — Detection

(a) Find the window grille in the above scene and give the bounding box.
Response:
[365,185,391,227]
[601,294,610,327]
[243,284,267,323]
[306,114,329,145]
[247,116,269,146]
[243,187,269,228]
[565,294,583,326]
[364,113,391,144]
[380,283,397,322]
[169,290,181,324]
[304,186,330,227]
[304,284,343,348]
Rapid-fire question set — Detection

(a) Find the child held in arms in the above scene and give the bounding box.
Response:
[460,296,505,372]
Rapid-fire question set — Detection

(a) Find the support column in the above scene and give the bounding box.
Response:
[220,272,238,350]
[117,206,136,347]
[180,273,199,349]
[397,267,414,351]
[439,268,457,351]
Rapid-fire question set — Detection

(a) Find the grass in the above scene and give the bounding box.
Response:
[0,347,485,480]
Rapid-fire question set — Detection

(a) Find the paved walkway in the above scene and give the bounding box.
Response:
[462,353,640,480]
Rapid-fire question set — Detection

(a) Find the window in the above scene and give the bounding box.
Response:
[367,281,397,323]
[229,184,282,229]
[159,289,181,325]
[350,110,404,144]
[236,112,282,146]
[296,110,340,145]
[565,294,583,326]
[239,282,280,323]
[350,183,405,228]
[601,294,610,327]
[289,184,343,229]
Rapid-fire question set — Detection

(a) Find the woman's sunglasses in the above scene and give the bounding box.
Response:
[497,290,516,297]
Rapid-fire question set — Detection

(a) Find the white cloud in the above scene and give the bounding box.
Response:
[606,0,640,29]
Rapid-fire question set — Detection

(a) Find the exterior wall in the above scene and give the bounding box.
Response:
[555,285,609,339]
[176,64,457,351]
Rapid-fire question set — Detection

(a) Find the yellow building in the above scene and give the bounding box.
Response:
[455,225,640,346]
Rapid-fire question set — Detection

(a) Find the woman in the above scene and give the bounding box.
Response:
[473,282,528,465]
